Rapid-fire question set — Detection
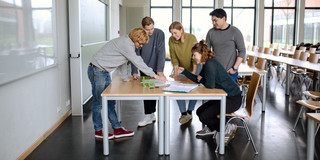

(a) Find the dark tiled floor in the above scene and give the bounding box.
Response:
[26,68,320,160]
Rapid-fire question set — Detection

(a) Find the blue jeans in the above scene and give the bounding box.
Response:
[229,71,238,82]
[88,65,121,131]
[176,100,197,113]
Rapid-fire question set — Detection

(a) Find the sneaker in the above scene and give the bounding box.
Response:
[138,113,156,127]
[196,126,217,137]
[95,130,115,140]
[113,127,135,138]
[224,124,237,145]
[179,113,192,125]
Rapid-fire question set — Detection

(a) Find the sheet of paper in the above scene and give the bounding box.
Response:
[162,83,199,93]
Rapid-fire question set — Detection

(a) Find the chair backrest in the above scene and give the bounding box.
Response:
[299,46,307,52]
[293,50,302,59]
[269,44,274,49]
[247,55,256,66]
[273,48,280,56]
[264,48,271,54]
[245,72,262,117]
[299,52,309,61]
[252,46,258,52]
[309,47,316,54]
[258,47,264,53]
[256,58,266,70]
[283,44,289,50]
[308,53,319,63]
[242,54,248,63]
[290,45,296,52]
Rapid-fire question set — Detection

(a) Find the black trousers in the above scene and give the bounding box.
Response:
[140,71,157,114]
[196,93,242,132]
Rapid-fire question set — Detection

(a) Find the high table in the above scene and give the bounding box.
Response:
[306,113,320,160]
[101,76,228,155]
[246,50,320,95]
[238,63,268,111]
[101,77,165,155]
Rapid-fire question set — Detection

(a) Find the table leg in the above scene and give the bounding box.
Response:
[165,96,170,155]
[285,65,291,95]
[219,96,226,154]
[102,97,109,155]
[262,73,267,112]
[158,96,164,155]
[307,118,315,160]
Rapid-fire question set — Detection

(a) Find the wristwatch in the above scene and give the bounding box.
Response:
[232,66,238,72]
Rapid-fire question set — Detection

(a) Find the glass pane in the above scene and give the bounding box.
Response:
[191,8,214,41]
[0,0,56,85]
[265,0,272,7]
[151,8,172,56]
[182,0,190,7]
[264,9,272,47]
[224,9,232,24]
[182,8,191,33]
[32,0,52,8]
[233,0,255,7]
[81,0,107,44]
[273,9,295,46]
[304,9,320,44]
[306,0,320,7]
[274,0,295,7]
[224,0,231,7]
[232,9,255,47]
[192,0,213,7]
[151,0,172,6]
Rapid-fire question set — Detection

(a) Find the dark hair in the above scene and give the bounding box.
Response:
[141,16,154,27]
[191,40,215,62]
[209,8,227,21]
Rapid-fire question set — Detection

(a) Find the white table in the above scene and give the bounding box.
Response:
[306,113,320,160]
[101,76,228,155]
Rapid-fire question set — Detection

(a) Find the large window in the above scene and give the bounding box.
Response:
[150,0,173,56]
[0,0,56,85]
[304,0,320,44]
[181,0,214,41]
[224,0,256,48]
[264,0,296,48]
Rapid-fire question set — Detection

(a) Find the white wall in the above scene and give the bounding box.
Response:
[0,0,70,159]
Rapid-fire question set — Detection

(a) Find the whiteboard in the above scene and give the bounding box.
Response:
[0,0,56,85]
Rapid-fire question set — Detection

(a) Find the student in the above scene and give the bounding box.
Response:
[88,28,167,139]
[206,8,246,82]
[168,21,198,125]
[178,40,242,144]
[131,17,167,127]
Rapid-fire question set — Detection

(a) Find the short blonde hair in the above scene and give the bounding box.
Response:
[128,27,149,43]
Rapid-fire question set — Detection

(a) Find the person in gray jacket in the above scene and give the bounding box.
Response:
[206,8,246,82]
[131,17,167,127]
[88,27,167,140]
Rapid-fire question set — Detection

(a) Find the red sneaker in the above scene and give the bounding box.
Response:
[113,127,135,138]
[95,130,114,139]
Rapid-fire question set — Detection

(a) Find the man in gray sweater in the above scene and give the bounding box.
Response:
[131,17,166,127]
[206,8,246,82]
[89,28,166,139]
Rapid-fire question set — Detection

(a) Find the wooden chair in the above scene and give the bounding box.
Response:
[309,47,317,54]
[290,52,310,94]
[216,72,261,155]
[247,55,256,66]
[300,53,320,90]
[303,91,320,100]
[268,49,281,78]
[263,48,271,54]
[252,46,258,52]
[299,46,307,52]
[258,47,264,53]
[293,100,320,134]
[292,49,302,59]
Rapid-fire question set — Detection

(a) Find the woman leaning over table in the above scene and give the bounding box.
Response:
[168,21,198,125]
[88,28,166,140]
[178,40,242,144]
